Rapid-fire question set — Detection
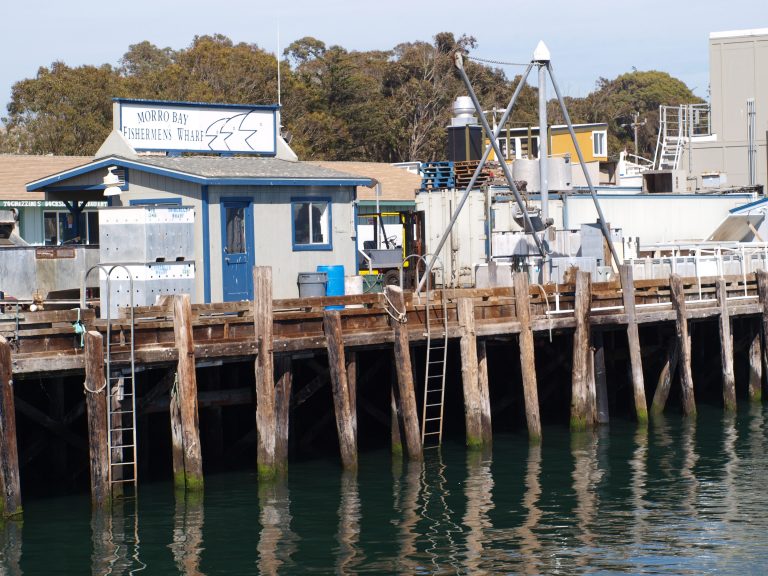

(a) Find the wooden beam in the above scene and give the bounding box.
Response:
[458,298,485,448]
[274,356,292,475]
[513,272,541,442]
[620,265,648,424]
[172,294,203,492]
[570,271,596,431]
[756,270,768,401]
[254,267,277,481]
[716,278,737,412]
[346,351,358,439]
[323,311,357,471]
[84,331,110,508]
[385,286,422,461]
[749,329,763,403]
[651,339,679,416]
[0,336,21,518]
[670,274,696,417]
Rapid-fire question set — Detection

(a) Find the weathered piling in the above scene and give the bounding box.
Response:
[84,330,110,507]
[0,336,21,518]
[254,266,277,480]
[620,265,648,424]
[571,271,596,431]
[651,340,679,416]
[274,356,292,474]
[172,294,204,491]
[458,298,487,448]
[476,341,492,445]
[390,388,403,457]
[347,351,358,439]
[757,270,768,399]
[323,310,358,471]
[749,331,762,403]
[716,278,737,412]
[512,272,541,442]
[670,274,697,417]
[593,331,609,425]
[385,286,422,461]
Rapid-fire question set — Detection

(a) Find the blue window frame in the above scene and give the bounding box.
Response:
[291,197,332,251]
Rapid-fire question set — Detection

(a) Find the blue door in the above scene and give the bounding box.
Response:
[221,200,254,301]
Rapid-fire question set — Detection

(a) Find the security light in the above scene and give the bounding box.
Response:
[103,166,123,196]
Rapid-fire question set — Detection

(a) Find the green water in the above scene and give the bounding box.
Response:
[4,404,768,575]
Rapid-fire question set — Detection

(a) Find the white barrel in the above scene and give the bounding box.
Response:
[344,275,364,308]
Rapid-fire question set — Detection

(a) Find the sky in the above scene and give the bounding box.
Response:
[1,0,765,120]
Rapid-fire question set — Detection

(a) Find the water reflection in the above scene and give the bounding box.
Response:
[571,431,601,569]
[91,502,146,575]
[170,497,204,576]
[256,482,297,575]
[515,443,542,575]
[335,471,361,575]
[462,450,494,575]
[393,460,421,574]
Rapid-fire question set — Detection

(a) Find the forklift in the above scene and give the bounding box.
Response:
[358,210,425,289]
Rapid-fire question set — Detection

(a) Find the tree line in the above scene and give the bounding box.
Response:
[0,33,702,162]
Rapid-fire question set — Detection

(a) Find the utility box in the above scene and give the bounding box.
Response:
[642,170,688,193]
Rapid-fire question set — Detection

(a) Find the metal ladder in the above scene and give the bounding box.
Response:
[421,284,448,447]
[654,105,685,170]
[83,264,138,497]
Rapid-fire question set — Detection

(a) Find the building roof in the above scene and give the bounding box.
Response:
[305,161,420,203]
[0,155,93,201]
[27,155,373,192]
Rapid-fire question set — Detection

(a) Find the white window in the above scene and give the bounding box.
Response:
[592,130,607,157]
[292,199,331,250]
[43,211,99,245]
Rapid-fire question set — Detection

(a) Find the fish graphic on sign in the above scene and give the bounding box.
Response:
[205,111,265,152]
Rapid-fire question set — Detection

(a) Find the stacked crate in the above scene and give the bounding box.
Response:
[419,161,454,191]
[453,160,492,190]
[98,206,196,318]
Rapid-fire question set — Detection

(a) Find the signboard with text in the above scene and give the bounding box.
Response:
[117,100,278,155]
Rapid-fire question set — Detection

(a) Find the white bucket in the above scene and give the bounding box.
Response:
[344,275,364,308]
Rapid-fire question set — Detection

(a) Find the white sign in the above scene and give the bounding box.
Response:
[117,100,277,155]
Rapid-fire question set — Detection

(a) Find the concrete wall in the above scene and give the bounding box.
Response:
[690,30,768,187]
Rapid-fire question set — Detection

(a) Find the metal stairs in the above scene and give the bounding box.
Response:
[654,105,685,170]
[421,290,448,447]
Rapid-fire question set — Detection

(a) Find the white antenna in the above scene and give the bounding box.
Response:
[276,24,282,108]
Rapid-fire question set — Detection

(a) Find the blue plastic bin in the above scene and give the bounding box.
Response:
[317,265,344,309]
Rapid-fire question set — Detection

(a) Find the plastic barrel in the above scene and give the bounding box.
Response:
[317,265,344,310]
[297,272,327,298]
[344,275,364,308]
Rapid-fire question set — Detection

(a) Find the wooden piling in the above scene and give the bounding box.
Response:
[346,351,358,439]
[756,270,768,399]
[512,272,541,442]
[716,278,737,412]
[385,286,422,461]
[323,310,357,471]
[274,356,292,475]
[458,298,485,448]
[0,336,21,518]
[254,266,277,480]
[571,271,596,431]
[476,341,492,445]
[390,388,403,457]
[172,294,204,491]
[593,331,609,425]
[749,330,763,403]
[651,339,679,416]
[670,274,696,417]
[620,265,648,424]
[84,330,110,507]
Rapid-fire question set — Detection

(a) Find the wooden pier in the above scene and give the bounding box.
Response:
[1,265,767,512]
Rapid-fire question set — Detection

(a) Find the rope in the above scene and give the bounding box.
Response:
[83,370,107,394]
[530,283,554,343]
[465,54,530,67]
[383,290,407,323]
[72,307,86,348]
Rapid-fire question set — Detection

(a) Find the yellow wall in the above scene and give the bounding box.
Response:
[550,127,607,163]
